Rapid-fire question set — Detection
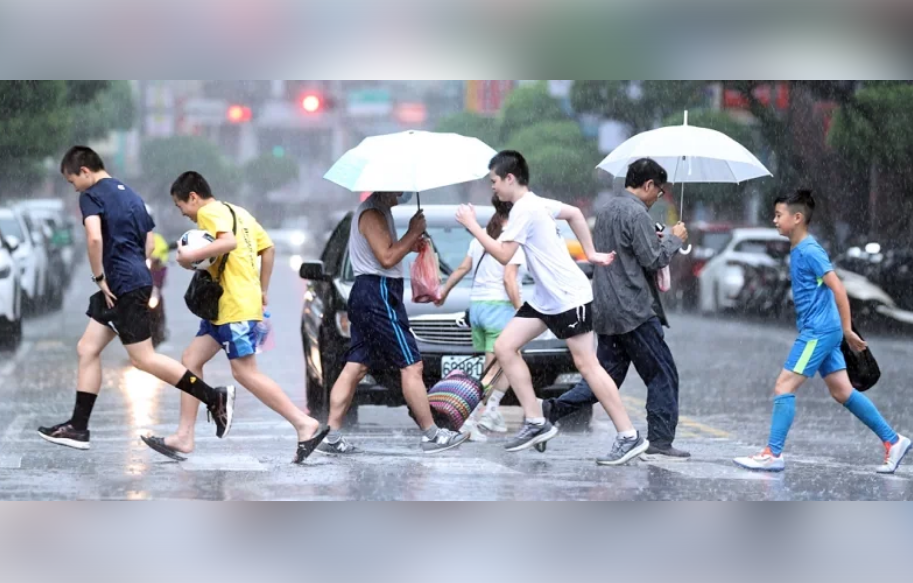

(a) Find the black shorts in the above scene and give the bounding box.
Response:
[516,302,593,340]
[86,286,153,346]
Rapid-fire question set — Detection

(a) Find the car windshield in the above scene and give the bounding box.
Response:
[396,226,472,279]
[735,239,790,259]
[0,214,24,240]
[703,232,732,253]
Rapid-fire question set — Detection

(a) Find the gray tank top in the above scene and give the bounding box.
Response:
[348,195,404,278]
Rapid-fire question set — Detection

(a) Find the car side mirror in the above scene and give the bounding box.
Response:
[4,236,20,252]
[299,260,329,281]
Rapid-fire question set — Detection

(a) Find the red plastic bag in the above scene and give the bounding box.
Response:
[656,266,671,292]
[411,236,442,303]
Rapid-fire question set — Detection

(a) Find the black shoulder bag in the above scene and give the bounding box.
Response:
[184,203,237,321]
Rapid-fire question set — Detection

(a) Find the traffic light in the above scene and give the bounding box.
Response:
[299,92,322,114]
[226,104,252,123]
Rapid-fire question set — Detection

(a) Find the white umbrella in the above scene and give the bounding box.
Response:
[596,111,772,185]
[324,130,497,206]
[597,111,773,253]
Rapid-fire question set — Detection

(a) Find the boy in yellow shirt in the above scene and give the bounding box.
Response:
[141,171,328,464]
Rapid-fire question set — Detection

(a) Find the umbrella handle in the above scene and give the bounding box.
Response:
[680,244,693,255]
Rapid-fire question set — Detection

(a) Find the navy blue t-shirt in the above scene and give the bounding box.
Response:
[79,178,155,296]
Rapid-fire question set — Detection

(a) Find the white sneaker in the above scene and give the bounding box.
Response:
[461,422,488,443]
[877,435,911,474]
[733,448,785,472]
[479,409,507,433]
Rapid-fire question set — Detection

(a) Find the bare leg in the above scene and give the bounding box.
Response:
[400,362,434,430]
[163,335,222,453]
[493,317,548,419]
[76,320,117,395]
[565,332,635,433]
[327,362,369,431]
[230,355,321,441]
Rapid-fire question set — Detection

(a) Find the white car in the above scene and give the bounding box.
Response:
[698,228,791,313]
[0,207,49,312]
[0,232,23,350]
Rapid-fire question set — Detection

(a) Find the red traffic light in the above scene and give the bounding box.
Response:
[300,94,322,113]
[227,104,252,123]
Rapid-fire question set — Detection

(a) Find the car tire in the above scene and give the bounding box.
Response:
[0,316,22,351]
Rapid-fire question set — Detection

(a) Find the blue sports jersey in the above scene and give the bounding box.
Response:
[790,236,841,336]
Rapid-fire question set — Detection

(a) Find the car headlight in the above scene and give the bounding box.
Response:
[335,311,351,338]
[290,232,307,247]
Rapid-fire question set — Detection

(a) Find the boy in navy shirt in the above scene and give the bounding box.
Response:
[37,146,236,451]
[734,190,909,473]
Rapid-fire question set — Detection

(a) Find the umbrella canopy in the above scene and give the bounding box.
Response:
[324,130,497,194]
[596,112,772,184]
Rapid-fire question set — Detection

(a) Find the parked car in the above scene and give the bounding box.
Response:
[15,205,68,310]
[299,204,583,425]
[668,222,737,311]
[0,206,49,314]
[0,225,24,350]
[698,228,791,314]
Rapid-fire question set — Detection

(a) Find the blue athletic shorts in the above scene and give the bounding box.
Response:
[345,275,421,370]
[784,329,847,378]
[198,320,260,360]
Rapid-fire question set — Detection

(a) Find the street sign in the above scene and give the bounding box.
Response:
[348,89,392,117]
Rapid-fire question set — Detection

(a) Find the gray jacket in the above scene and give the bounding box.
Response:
[592,192,683,336]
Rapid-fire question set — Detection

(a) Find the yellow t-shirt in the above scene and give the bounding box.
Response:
[196,202,273,325]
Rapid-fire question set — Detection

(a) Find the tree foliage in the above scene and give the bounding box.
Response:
[141,135,241,199]
[435,111,500,149]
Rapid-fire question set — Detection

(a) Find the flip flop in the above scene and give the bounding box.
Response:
[294,426,331,464]
[141,435,188,462]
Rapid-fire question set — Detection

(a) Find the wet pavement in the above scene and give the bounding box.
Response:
[1,256,912,500]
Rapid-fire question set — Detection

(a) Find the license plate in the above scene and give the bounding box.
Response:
[441,355,484,379]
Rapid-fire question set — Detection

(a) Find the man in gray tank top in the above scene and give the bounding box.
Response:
[317,192,470,455]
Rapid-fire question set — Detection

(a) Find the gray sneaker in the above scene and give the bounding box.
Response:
[422,428,470,454]
[596,433,649,466]
[641,444,691,462]
[316,437,363,456]
[505,421,559,453]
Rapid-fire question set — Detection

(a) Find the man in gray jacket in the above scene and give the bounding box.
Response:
[543,158,691,460]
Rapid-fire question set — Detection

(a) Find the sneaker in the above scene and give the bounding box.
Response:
[641,444,692,462]
[461,422,488,443]
[733,447,785,472]
[596,433,649,466]
[422,428,470,454]
[505,421,558,453]
[37,422,90,450]
[316,436,363,456]
[479,409,507,433]
[877,435,911,474]
[206,385,236,439]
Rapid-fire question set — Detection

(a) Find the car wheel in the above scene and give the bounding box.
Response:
[0,316,22,351]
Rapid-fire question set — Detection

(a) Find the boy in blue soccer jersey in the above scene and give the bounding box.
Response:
[734,190,910,473]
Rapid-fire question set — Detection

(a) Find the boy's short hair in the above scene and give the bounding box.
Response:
[489,150,530,186]
[775,189,816,224]
[171,171,213,202]
[624,158,668,189]
[60,146,105,175]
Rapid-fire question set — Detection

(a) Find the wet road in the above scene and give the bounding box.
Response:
[1,256,912,500]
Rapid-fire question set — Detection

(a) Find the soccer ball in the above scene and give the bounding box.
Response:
[179,229,217,270]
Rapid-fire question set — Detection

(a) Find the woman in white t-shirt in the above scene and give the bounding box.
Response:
[436,198,523,440]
